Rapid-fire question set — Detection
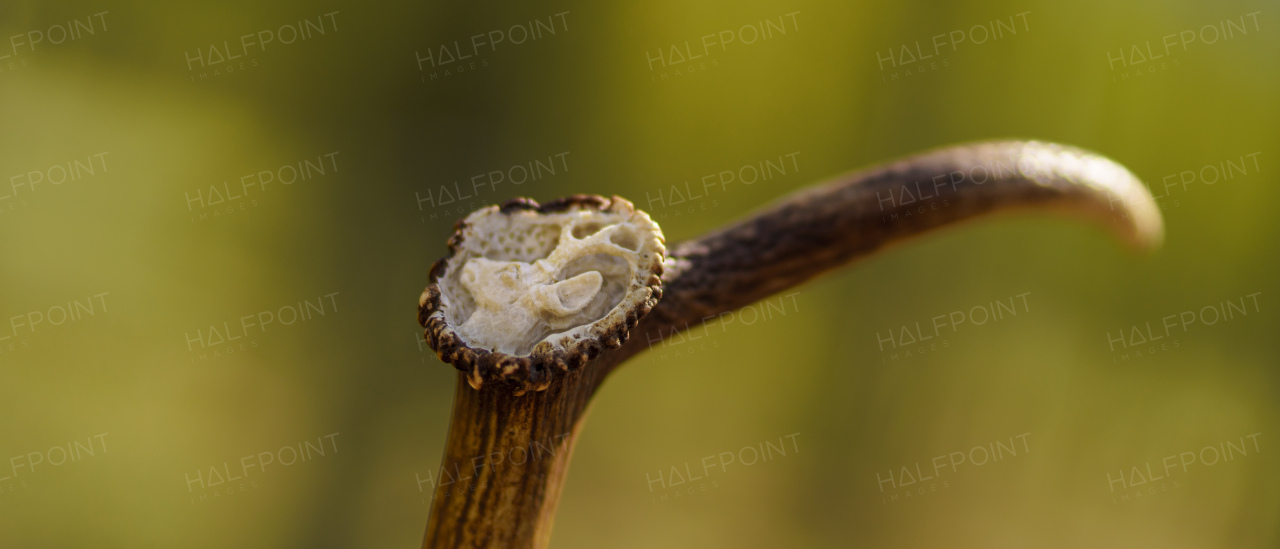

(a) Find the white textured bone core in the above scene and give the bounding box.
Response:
[440,210,651,355]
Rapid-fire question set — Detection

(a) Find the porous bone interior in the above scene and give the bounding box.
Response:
[438,210,646,355]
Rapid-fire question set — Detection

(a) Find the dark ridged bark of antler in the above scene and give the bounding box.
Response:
[422,140,1163,548]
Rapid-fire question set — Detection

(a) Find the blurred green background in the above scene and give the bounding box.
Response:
[1,0,1277,547]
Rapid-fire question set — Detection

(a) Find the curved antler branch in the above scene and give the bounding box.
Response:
[622,140,1162,357]
[419,140,1163,549]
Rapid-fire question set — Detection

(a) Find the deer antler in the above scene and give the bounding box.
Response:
[417,140,1163,548]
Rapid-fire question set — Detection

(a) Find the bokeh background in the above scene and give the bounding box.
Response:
[1,0,1277,547]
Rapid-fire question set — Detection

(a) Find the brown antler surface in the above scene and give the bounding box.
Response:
[420,140,1163,548]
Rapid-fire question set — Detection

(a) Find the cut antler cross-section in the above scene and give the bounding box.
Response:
[416,140,1164,549]
[420,195,665,395]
